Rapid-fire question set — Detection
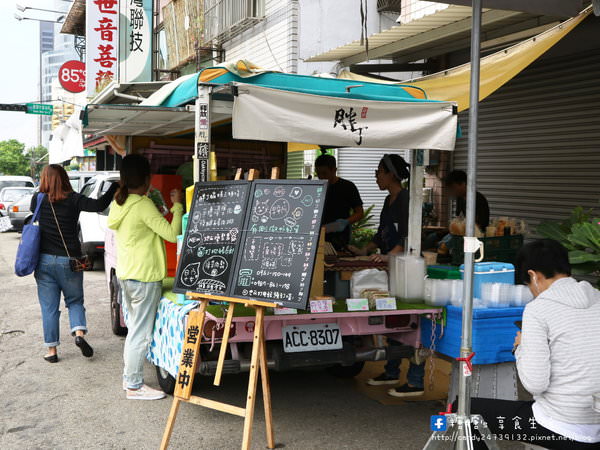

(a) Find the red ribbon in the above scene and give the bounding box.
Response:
[438,403,453,415]
[456,351,475,373]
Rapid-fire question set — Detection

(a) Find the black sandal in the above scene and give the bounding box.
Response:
[75,336,94,358]
[44,354,58,363]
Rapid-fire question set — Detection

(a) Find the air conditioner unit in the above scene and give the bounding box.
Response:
[377,0,401,14]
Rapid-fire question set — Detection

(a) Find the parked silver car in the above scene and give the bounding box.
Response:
[0,187,35,231]
[8,190,37,231]
[0,187,35,217]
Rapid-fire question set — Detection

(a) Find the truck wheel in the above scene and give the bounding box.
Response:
[110,274,128,336]
[327,361,365,378]
[155,366,176,395]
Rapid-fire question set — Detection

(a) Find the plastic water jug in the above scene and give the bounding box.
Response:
[389,255,425,303]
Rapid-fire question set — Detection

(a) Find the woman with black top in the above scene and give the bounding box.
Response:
[349,154,410,261]
[31,165,117,363]
[349,154,426,398]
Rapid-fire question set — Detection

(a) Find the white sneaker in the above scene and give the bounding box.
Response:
[122,381,127,391]
[126,384,166,401]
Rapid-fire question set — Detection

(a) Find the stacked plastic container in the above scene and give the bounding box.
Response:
[424,279,464,307]
[389,254,426,303]
[460,262,515,298]
[480,283,533,308]
[424,262,533,309]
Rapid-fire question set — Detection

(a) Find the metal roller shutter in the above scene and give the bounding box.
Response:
[453,51,600,231]
[286,150,305,179]
[337,148,408,226]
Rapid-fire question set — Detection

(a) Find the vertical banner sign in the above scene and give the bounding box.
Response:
[195,86,211,183]
[86,0,119,96]
[120,0,153,83]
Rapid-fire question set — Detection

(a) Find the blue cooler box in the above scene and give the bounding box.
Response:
[421,305,524,365]
[460,262,515,299]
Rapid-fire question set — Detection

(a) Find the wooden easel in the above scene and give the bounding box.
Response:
[160,168,279,450]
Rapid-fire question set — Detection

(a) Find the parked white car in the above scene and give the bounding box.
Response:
[78,172,120,258]
[0,175,35,191]
[68,171,97,193]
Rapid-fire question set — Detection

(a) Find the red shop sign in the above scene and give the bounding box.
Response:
[59,60,86,93]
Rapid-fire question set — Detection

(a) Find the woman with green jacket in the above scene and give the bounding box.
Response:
[108,154,183,400]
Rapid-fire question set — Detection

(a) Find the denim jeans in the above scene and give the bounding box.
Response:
[34,253,87,347]
[120,279,162,390]
[384,360,425,388]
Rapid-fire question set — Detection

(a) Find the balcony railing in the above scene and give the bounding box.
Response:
[204,0,265,43]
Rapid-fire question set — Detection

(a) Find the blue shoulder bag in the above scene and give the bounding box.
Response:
[15,193,45,277]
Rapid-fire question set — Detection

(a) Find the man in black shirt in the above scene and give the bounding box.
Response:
[446,170,490,232]
[315,153,364,250]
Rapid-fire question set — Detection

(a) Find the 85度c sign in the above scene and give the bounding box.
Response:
[59,60,86,93]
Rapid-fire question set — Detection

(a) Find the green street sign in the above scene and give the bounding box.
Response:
[26,103,54,116]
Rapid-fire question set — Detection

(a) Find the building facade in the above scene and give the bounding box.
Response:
[304,1,599,230]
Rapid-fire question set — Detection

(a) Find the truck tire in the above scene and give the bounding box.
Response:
[110,273,128,336]
[327,361,365,378]
[155,366,176,395]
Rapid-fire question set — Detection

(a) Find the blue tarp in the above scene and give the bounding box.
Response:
[160,69,434,108]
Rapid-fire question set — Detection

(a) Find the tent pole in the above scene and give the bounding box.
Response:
[456,0,482,448]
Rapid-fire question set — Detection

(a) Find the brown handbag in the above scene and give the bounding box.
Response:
[49,200,93,272]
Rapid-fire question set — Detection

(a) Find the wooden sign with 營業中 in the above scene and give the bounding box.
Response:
[173,181,251,295]
[231,179,327,310]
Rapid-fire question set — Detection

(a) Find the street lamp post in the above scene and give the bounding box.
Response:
[16,4,66,14]
[14,14,65,23]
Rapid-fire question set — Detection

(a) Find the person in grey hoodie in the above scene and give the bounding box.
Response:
[465,239,600,449]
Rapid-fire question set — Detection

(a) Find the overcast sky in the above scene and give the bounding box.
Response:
[0,2,65,148]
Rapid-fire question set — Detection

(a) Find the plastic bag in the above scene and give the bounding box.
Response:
[147,186,169,216]
[350,269,388,298]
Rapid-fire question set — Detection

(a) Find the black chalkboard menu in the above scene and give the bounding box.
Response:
[231,180,327,309]
[173,181,251,295]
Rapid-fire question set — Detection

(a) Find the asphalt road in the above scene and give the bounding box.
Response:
[0,231,479,450]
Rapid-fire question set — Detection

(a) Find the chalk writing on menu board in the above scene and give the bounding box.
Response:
[232,180,327,309]
[173,181,251,295]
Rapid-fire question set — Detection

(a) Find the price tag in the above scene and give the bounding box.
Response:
[310,299,333,313]
[346,298,369,311]
[274,307,298,315]
[375,297,397,311]
[462,363,472,377]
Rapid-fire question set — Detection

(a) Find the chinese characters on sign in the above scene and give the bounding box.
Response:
[129,2,145,52]
[195,91,210,182]
[119,0,153,84]
[86,0,119,95]
[174,182,252,296]
[333,107,368,145]
[175,318,202,395]
[232,181,327,309]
